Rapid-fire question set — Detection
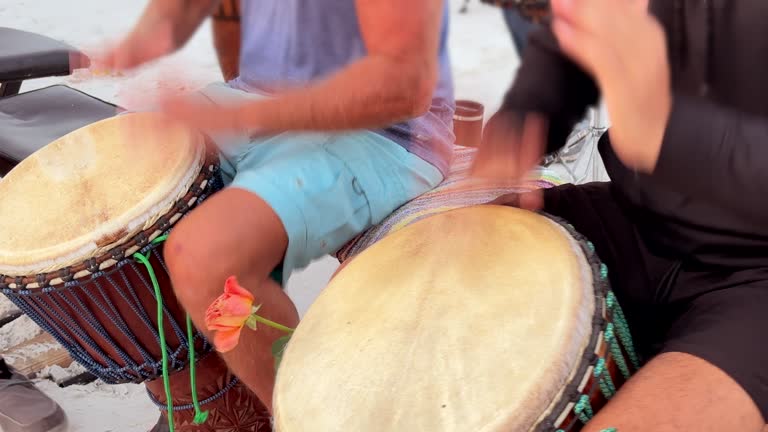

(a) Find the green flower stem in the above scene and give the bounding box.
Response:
[251,314,295,333]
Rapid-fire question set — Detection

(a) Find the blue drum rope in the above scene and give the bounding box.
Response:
[574,395,595,424]
[605,324,631,380]
[546,217,632,432]
[593,357,617,399]
[606,291,640,369]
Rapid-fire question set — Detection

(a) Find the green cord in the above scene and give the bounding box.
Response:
[251,314,296,334]
[186,314,209,424]
[134,250,175,432]
[133,234,208,432]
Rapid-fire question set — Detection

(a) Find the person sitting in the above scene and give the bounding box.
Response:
[475,0,768,430]
[97,0,455,413]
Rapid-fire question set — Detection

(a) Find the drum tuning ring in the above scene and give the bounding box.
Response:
[158,217,171,232]
[175,200,190,213]
[85,258,99,273]
[135,232,149,248]
[59,268,74,282]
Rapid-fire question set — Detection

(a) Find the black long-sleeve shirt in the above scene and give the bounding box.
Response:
[499,0,768,269]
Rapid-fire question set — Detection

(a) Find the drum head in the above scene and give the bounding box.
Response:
[274,206,595,432]
[0,112,205,276]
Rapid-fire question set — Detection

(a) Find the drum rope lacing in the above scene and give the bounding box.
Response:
[134,234,208,430]
[2,236,225,427]
[563,255,637,432]
[550,221,638,432]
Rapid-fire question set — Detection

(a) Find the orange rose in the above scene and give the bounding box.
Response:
[205,276,255,352]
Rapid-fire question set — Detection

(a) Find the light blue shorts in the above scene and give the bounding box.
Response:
[197,83,443,285]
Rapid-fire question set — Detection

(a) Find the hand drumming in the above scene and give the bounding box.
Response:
[551,0,671,173]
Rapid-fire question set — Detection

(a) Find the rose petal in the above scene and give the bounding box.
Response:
[207,320,244,332]
[206,293,252,328]
[213,328,243,353]
[207,314,249,329]
[218,294,253,317]
[224,276,255,301]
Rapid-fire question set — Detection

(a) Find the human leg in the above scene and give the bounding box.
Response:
[165,130,442,411]
[580,351,763,432]
[542,184,765,430]
[582,279,768,431]
[164,188,297,413]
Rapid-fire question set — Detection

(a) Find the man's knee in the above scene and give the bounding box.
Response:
[163,220,222,304]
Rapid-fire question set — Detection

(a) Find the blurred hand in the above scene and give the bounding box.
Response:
[470,110,547,210]
[488,190,545,211]
[471,111,547,181]
[90,24,176,73]
[551,0,670,173]
[158,91,251,133]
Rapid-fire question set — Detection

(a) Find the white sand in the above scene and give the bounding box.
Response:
[2,1,524,430]
[0,295,21,320]
[35,379,158,432]
[0,315,43,352]
[38,362,89,385]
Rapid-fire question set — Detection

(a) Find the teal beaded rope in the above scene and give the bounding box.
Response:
[560,238,635,432]
[593,358,617,399]
[537,222,634,432]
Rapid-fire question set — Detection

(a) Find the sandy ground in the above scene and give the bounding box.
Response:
[1,1,522,430]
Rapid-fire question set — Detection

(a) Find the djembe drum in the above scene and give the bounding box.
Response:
[274,206,638,431]
[0,113,270,431]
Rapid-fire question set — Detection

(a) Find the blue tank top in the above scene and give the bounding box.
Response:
[229,0,455,175]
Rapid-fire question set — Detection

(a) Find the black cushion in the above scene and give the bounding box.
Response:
[0,85,116,175]
[0,27,87,82]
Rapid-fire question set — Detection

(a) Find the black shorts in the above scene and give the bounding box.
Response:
[542,182,768,420]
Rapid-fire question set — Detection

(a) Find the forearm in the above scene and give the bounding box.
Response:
[211,0,241,81]
[653,95,768,221]
[238,56,435,133]
[133,0,219,49]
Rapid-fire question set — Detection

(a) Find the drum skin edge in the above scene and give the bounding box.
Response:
[530,215,595,431]
[272,206,629,432]
[0,117,277,431]
[0,112,205,277]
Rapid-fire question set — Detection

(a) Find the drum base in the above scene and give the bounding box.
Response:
[146,354,272,431]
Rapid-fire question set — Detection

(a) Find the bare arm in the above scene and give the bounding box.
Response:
[230,0,444,133]
[211,0,241,81]
[133,0,220,49]
[101,0,220,70]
